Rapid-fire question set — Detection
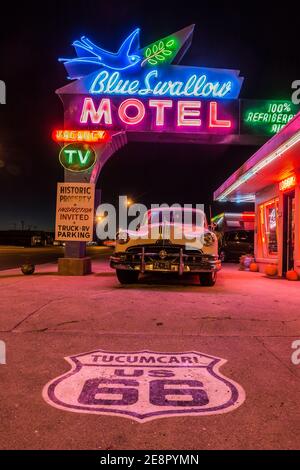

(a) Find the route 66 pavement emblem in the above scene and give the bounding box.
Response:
[43,349,245,422]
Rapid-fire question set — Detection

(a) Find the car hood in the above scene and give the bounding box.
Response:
[116,224,217,254]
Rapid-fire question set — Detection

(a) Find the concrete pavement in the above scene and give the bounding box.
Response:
[0,256,299,449]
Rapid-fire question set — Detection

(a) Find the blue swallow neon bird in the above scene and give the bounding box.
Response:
[59,28,141,79]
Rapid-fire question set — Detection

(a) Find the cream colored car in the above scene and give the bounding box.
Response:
[110,207,221,286]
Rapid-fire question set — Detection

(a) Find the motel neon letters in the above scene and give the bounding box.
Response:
[80,97,233,131]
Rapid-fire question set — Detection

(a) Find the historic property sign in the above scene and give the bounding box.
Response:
[55,182,95,242]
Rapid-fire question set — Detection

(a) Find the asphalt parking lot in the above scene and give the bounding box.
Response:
[0,255,299,449]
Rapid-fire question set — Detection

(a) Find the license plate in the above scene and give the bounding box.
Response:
[154,261,171,270]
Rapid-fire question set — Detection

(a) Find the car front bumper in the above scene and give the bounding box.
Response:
[110,247,221,274]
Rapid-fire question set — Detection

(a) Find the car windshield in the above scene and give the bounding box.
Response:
[142,209,207,228]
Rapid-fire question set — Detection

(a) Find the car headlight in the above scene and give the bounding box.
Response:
[203,233,215,246]
[116,231,130,244]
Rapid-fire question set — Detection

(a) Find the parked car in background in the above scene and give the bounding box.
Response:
[211,212,255,262]
[219,230,254,262]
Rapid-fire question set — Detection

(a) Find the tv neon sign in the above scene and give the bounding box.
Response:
[59,143,97,172]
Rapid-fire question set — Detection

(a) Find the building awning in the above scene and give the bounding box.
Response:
[214,112,300,202]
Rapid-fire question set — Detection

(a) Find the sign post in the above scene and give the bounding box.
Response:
[55,182,95,275]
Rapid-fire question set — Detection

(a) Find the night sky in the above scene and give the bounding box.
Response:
[0,1,298,231]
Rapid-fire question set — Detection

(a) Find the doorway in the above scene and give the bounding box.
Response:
[282,190,295,275]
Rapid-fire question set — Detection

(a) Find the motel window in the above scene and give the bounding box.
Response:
[259,199,279,257]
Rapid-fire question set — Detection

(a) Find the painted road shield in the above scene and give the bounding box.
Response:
[43,349,245,422]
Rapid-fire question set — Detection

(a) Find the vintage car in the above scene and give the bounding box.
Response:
[110,207,221,286]
[219,229,254,262]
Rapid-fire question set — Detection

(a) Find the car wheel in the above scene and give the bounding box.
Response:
[199,272,217,286]
[116,269,139,284]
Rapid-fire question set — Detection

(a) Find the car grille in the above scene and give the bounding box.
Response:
[124,244,206,265]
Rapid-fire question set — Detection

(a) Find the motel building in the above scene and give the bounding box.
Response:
[214,112,300,278]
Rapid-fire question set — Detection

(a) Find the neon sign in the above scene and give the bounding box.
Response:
[59,29,141,78]
[89,68,235,99]
[59,25,243,100]
[242,100,299,135]
[142,36,178,67]
[57,25,242,138]
[59,143,97,172]
[279,175,296,192]
[52,129,109,143]
[209,102,231,128]
[79,97,235,133]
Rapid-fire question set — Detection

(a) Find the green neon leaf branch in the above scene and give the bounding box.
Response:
[141,39,176,66]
